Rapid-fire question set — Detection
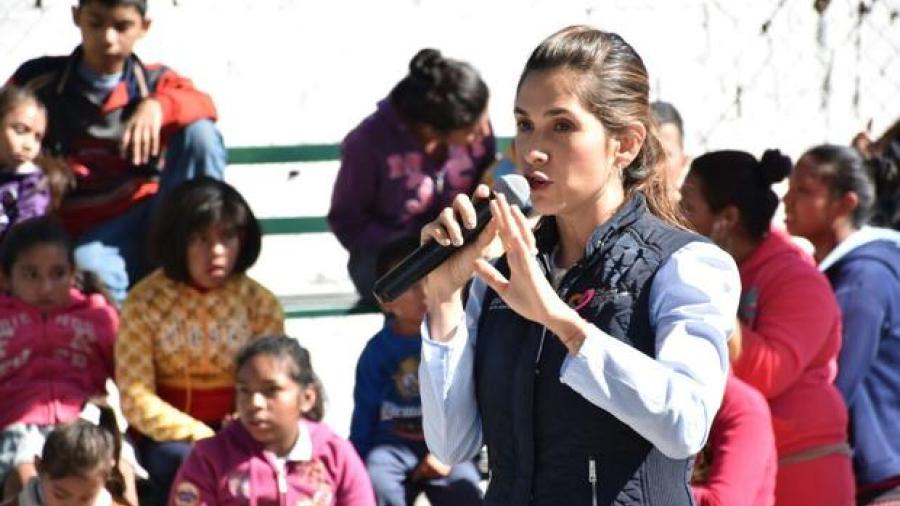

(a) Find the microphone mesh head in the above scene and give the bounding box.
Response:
[493,173,532,214]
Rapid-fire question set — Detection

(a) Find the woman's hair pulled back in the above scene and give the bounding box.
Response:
[868,138,900,229]
[800,144,888,228]
[518,25,682,225]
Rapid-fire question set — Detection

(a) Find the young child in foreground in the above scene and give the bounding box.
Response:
[170,335,375,506]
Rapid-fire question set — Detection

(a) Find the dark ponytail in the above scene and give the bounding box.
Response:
[519,26,685,227]
[689,149,791,239]
[91,400,129,504]
[389,48,489,134]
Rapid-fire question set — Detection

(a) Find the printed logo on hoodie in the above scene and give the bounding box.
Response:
[227,469,251,500]
[173,482,200,506]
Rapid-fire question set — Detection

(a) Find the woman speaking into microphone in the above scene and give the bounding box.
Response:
[418,26,740,506]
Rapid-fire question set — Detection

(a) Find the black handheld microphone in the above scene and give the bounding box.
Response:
[373,174,531,304]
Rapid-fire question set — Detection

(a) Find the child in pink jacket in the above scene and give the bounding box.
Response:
[170,336,375,506]
[0,217,117,490]
[692,331,778,506]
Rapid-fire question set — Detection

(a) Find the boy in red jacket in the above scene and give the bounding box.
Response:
[8,0,225,304]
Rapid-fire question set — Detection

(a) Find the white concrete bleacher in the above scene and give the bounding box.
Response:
[226,155,382,438]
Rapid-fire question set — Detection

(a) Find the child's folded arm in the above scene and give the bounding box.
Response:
[147,66,218,130]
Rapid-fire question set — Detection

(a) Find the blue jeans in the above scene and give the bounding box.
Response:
[74,119,226,304]
[137,438,192,503]
[366,443,483,506]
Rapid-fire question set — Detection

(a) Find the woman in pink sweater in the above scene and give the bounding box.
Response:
[170,336,374,506]
[681,150,854,505]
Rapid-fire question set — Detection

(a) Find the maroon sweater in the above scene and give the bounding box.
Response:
[693,375,777,506]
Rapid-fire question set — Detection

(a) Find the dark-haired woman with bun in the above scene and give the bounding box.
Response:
[327,48,495,303]
[784,145,900,505]
[681,149,855,505]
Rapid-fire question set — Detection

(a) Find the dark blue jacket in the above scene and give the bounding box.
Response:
[824,231,900,486]
[350,323,425,459]
[475,193,701,506]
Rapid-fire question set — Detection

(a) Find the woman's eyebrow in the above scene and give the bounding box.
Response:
[513,106,572,117]
[544,107,571,117]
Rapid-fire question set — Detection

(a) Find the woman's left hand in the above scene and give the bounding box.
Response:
[473,194,567,327]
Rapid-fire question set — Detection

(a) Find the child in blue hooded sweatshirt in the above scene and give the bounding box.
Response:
[349,235,482,506]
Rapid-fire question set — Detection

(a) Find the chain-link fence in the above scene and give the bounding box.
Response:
[0,0,51,60]
[681,0,899,155]
[1,0,898,156]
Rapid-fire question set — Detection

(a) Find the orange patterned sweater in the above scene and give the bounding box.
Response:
[116,270,284,442]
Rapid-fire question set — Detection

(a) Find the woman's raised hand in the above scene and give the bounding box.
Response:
[420,184,499,305]
[473,193,566,326]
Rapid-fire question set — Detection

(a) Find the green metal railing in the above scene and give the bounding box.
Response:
[228,137,512,316]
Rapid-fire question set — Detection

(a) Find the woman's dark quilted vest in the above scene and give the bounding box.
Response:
[474,193,702,506]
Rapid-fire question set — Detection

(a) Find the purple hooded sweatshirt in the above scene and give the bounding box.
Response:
[0,164,51,238]
[327,99,496,253]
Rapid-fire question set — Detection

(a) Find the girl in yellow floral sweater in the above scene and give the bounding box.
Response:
[114,177,284,499]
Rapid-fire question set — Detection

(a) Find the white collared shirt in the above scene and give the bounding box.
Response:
[263,420,314,493]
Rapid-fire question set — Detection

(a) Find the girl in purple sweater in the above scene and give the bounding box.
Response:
[170,336,375,506]
[327,49,496,303]
[0,86,51,242]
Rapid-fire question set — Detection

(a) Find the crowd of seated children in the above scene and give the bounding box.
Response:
[4,1,900,505]
[7,0,225,304]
